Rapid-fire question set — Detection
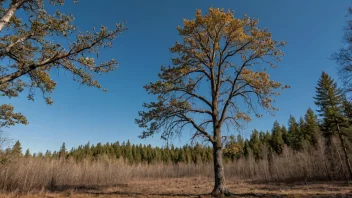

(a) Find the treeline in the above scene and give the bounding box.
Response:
[28,142,214,164]
[224,108,323,161]
[6,103,350,167]
[1,108,329,164]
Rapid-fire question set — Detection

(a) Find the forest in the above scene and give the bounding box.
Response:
[1,0,352,197]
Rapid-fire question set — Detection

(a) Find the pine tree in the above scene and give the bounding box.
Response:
[243,140,250,158]
[37,152,43,158]
[271,121,284,154]
[24,149,31,158]
[125,140,133,163]
[45,150,52,159]
[11,140,22,158]
[59,142,67,160]
[95,143,103,156]
[314,72,352,179]
[298,117,309,146]
[51,151,57,159]
[281,125,290,146]
[288,115,303,151]
[146,144,154,164]
[83,142,92,158]
[113,142,121,159]
[303,108,319,146]
[264,131,272,145]
[249,130,262,160]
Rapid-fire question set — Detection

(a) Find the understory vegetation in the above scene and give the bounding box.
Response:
[0,136,350,193]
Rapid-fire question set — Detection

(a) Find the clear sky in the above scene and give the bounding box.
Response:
[2,0,351,153]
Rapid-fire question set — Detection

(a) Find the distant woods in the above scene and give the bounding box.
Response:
[5,103,350,166]
[2,104,337,164]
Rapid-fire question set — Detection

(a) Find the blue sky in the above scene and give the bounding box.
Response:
[2,0,351,153]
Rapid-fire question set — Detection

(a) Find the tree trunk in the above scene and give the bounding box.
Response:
[0,0,26,32]
[211,128,230,197]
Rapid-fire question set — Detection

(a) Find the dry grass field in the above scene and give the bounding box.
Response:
[1,178,352,198]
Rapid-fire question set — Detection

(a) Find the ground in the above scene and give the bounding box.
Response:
[1,178,352,197]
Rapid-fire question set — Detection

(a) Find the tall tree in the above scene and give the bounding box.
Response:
[314,72,352,179]
[0,0,126,127]
[136,8,287,196]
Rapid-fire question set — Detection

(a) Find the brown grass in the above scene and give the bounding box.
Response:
[1,178,352,197]
[0,147,345,192]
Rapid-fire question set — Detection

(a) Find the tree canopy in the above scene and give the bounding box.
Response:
[136,8,287,143]
[0,0,126,127]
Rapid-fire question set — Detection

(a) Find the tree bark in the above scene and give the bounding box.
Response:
[0,0,26,32]
[211,127,230,197]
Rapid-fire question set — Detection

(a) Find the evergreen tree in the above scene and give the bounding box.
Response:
[288,115,303,151]
[113,142,121,159]
[11,140,22,158]
[271,121,284,154]
[303,108,319,146]
[314,72,352,179]
[59,142,67,159]
[95,142,103,156]
[243,140,250,158]
[259,131,266,143]
[84,142,92,158]
[45,150,52,159]
[264,131,272,145]
[281,125,290,146]
[298,117,308,145]
[52,151,58,159]
[37,152,43,158]
[249,130,262,160]
[24,149,31,158]
[125,140,133,163]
